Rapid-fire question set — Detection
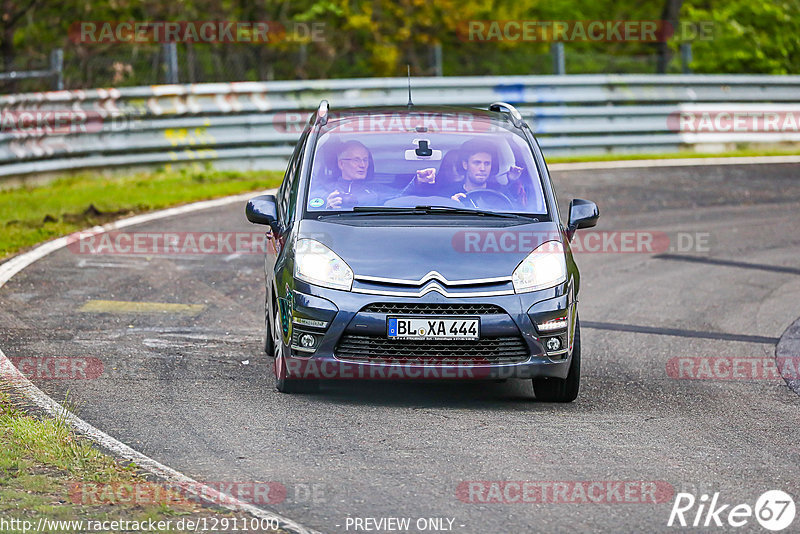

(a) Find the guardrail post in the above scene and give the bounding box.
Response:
[163,42,179,84]
[299,44,308,68]
[680,43,692,74]
[551,43,565,75]
[433,43,443,76]
[50,48,63,90]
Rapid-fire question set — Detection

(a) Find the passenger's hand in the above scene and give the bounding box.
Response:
[416,167,436,184]
[451,192,466,202]
[326,190,342,209]
[508,165,523,181]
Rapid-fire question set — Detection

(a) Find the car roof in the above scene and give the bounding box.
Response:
[320,105,516,124]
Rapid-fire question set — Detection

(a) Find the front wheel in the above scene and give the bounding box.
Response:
[533,318,581,402]
[273,308,319,394]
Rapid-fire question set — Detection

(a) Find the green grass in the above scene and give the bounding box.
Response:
[0,385,249,533]
[546,147,800,164]
[0,165,282,261]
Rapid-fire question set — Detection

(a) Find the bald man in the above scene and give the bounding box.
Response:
[308,140,380,210]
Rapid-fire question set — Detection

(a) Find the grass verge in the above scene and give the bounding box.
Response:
[0,165,282,262]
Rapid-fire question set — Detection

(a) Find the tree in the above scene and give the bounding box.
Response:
[681,0,800,74]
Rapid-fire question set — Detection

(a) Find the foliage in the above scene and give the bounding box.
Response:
[681,0,800,74]
[0,0,798,89]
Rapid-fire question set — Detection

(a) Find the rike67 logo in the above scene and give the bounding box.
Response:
[668,490,796,531]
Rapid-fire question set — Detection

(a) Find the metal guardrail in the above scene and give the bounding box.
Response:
[1,75,799,179]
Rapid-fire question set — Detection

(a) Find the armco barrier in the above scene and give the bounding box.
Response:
[1,75,800,179]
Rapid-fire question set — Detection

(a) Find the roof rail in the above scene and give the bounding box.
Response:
[489,101,524,128]
[317,100,329,125]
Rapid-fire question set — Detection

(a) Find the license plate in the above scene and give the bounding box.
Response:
[387,317,479,340]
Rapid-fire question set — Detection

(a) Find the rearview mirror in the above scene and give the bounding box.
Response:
[567,199,599,240]
[246,195,279,227]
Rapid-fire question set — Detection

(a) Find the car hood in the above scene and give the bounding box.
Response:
[298,218,563,281]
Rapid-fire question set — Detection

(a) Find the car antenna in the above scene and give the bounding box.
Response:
[407,65,413,109]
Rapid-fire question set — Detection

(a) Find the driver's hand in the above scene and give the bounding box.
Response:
[451,192,466,202]
[416,167,436,184]
[508,165,523,181]
[326,190,342,209]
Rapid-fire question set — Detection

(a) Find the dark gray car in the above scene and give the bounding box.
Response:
[246,102,598,401]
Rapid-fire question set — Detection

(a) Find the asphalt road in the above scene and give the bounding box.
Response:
[2,163,799,533]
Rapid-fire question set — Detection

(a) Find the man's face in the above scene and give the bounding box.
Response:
[338,146,370,181]
[462,152,492,187]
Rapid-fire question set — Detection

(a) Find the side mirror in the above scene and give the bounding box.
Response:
[246,195,279,228]
[566,198,599,240]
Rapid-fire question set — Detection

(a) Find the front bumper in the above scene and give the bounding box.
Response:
[276,279,577,380]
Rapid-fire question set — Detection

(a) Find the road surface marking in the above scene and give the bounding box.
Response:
[80,299,205,316]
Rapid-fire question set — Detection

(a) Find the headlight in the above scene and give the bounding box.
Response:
[294,239,354,291]
[512,240,567,293]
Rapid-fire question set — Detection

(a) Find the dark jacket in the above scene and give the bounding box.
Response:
[309,178,379,209]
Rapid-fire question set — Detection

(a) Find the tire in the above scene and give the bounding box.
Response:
[533,318,581,403]
[262,292,274,356]
[273,308,319,394]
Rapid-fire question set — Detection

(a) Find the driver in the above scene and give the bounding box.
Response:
[400,140,524,203]
[449,140,522,203]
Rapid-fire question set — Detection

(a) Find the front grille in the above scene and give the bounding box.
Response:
[335,334,529,364]
[361,303,505,315]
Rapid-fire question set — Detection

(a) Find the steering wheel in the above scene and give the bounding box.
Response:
[461,189,513,210]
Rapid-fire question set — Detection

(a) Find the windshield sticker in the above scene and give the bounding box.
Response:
[309,197,325,208]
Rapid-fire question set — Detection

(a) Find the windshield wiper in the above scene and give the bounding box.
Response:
[351,206,426,214]
[415,205,538,220]
[320,205,539,221]
[318,206,425,219]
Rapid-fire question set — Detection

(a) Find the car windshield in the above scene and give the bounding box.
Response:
[304,112,547,216]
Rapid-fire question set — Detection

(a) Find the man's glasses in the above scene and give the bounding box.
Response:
[339,157,369,165]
